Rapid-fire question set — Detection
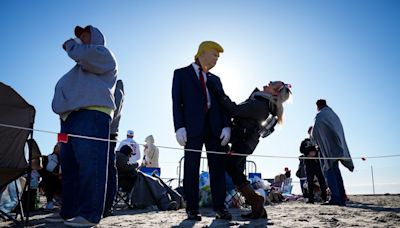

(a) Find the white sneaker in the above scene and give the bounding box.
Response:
[64,216,98,227]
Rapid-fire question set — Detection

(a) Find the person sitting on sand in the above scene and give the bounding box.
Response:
[116,145,139,192]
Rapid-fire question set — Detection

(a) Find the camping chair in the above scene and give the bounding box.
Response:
[280,177,293,195]
[139,167,161,177]
[113,185,133,210]
[113,171,135,210]
[0,82,37,225]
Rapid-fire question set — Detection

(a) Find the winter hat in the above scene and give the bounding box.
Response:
[127,130,134,136]
[119,145,133,156]
[74,25,91,38]
[300,139,317,154]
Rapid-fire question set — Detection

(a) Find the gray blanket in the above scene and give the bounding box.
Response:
[312,106,354,172]
[130,171,182,210]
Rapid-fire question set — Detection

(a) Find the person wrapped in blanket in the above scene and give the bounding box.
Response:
[206,80,292,219]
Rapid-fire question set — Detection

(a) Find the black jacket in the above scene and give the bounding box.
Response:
[299,138,321,168]
[116,151,138,190]
[207,79,277,154]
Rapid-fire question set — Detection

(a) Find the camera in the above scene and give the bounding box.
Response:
[259,115,277,138]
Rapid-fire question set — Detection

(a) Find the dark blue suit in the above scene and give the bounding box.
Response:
[172,64,230,212]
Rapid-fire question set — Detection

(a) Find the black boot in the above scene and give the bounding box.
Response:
[238,184,267,219]
[321,189,328,202]
[307,192,314,204]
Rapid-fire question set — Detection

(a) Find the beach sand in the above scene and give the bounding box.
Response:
[1,194,399,227]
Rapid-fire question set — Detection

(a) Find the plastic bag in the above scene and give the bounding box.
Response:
[199,172,212,206]
[199,171,210,189]
[46,153,59,173]
[250,175,267,190]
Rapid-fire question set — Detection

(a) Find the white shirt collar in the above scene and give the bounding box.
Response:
[191,62,207,81]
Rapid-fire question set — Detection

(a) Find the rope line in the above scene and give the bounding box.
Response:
[1,123,399,160]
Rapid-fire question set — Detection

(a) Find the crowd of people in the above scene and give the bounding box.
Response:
[0,24,354,227]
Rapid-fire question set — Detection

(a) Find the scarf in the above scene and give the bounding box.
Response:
[250,91,282,119]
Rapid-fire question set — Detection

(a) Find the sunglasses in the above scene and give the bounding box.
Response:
[270,81,292,92]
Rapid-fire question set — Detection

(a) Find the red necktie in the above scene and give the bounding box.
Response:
[199,69,208,112]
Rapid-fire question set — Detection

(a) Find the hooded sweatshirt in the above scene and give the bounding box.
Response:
[52,25,117,117]
[110,80,124,135]
[143,135,159,168]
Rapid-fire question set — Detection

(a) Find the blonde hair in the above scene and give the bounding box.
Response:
[272,86,292,124]
[195,41,224,60]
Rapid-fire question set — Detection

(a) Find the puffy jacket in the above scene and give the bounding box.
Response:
[143,135,159,168]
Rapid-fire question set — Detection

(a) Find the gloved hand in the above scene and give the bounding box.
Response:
[175,127,187,146]
[220,127,231,146]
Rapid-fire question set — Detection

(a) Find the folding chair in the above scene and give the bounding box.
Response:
[248,172,262,180]
[0,82,37,225]
[280,178,293,195]
[113,185,133,209]
[139,167,161,177]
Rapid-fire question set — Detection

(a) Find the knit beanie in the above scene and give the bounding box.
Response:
[119,145,133,156]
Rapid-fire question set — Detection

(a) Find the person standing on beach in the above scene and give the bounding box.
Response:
[172,41,232,221]
[312,99,354,206]
[38,143,62,211]
[103,79,125,217]
[284,167,291,178]
[299,126,327,204]
[51,25,117,226]
[117,130,141,165]
[142,135,159,168]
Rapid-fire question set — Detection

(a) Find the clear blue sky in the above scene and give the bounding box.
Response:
[1,0,399,194]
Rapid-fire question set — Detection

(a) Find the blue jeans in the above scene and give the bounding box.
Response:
[60,110,110,223]
[103,137,117,214]
[324,161,346,206]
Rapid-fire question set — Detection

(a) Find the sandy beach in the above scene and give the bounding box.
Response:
[1,194,399,227]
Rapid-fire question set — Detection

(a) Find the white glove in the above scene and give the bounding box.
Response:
[220,127,231,146]
[175,127,187,146]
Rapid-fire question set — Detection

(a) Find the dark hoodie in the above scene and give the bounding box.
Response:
[116,145,138,190]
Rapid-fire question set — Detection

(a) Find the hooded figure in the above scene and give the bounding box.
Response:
[52,25,117,116]
[143,135,159,168]
[51,25,117,226]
